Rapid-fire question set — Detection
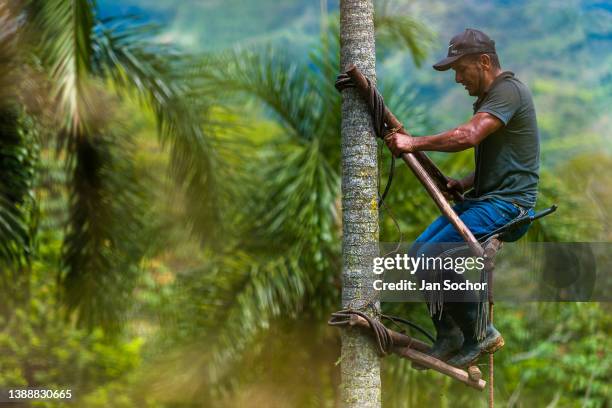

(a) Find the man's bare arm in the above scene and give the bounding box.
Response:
[385,112,504,155]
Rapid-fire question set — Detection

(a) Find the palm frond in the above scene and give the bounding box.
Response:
[193,48,325,144]
[186,251,310,387]
[190,48,342,255]
[0,109,37,269]
[61,127,149,331]
[246,140,339,263]
[0,195,29,270]
[374,12,434,67]
[32,0,96,141]
[192,48,342,267]
[91,18,181,136]
[306,24,343,162]
[91,17,222,243]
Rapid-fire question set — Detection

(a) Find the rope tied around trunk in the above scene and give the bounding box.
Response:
[329,310,395,356]
[335,72,398,206]
[328,310,435,357]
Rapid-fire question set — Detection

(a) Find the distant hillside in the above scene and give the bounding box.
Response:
[98,0,611,164]
[98,0,325,51]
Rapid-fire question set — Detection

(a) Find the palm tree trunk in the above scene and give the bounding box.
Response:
[339,0,381,407]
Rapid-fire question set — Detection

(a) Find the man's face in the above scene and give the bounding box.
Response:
[452,56,484,97]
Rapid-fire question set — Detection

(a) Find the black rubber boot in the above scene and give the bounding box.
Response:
[446,325,504,368]
[412,310,463,370]
[446,302,504,368]
[430,312,464,360]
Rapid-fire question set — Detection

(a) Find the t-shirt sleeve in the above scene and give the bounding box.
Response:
[477,80,521,126]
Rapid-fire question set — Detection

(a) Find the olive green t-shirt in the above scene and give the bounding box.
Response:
[464,71,540,208]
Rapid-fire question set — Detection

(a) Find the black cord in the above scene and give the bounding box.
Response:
[382,314,435,344]
[378,155,395,207]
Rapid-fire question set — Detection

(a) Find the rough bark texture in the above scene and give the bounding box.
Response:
[339,0,381,407]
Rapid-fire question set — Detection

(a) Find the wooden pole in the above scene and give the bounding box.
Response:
[402,154,483,257]
[396,348,486,391]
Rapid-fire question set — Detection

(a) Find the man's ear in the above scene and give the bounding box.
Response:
[480,54,492,71]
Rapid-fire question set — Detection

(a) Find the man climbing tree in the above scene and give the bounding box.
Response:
[338,0,381,406]
[385,28,540,368]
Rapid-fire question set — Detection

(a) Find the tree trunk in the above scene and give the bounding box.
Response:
[339,0,381,407]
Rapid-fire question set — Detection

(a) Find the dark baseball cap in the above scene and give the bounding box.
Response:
[433,28,496,71]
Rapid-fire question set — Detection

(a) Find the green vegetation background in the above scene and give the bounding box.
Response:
[0,0,610,407]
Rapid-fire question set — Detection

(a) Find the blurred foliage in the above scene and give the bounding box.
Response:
[0,0,610,407]
[0,0,224,331]
[0,247,149,407]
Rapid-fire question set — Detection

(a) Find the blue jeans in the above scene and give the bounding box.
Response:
[416,197,534,245]
[409,198,535,341]
[411,197,535,292]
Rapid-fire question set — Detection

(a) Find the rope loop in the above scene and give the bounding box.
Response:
[331,309,394,357]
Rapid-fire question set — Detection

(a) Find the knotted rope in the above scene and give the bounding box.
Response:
[328,309,435,357]
[329,310,394,356]
[335,73,398,206]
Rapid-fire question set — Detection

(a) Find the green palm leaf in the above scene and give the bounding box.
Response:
[374,8,434,67]
[61,130,149,331]
[31,0,95,142]
[194,48,324,144]
[0,109,37,270]
[153,250,310,397]
[92,17,222,243]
